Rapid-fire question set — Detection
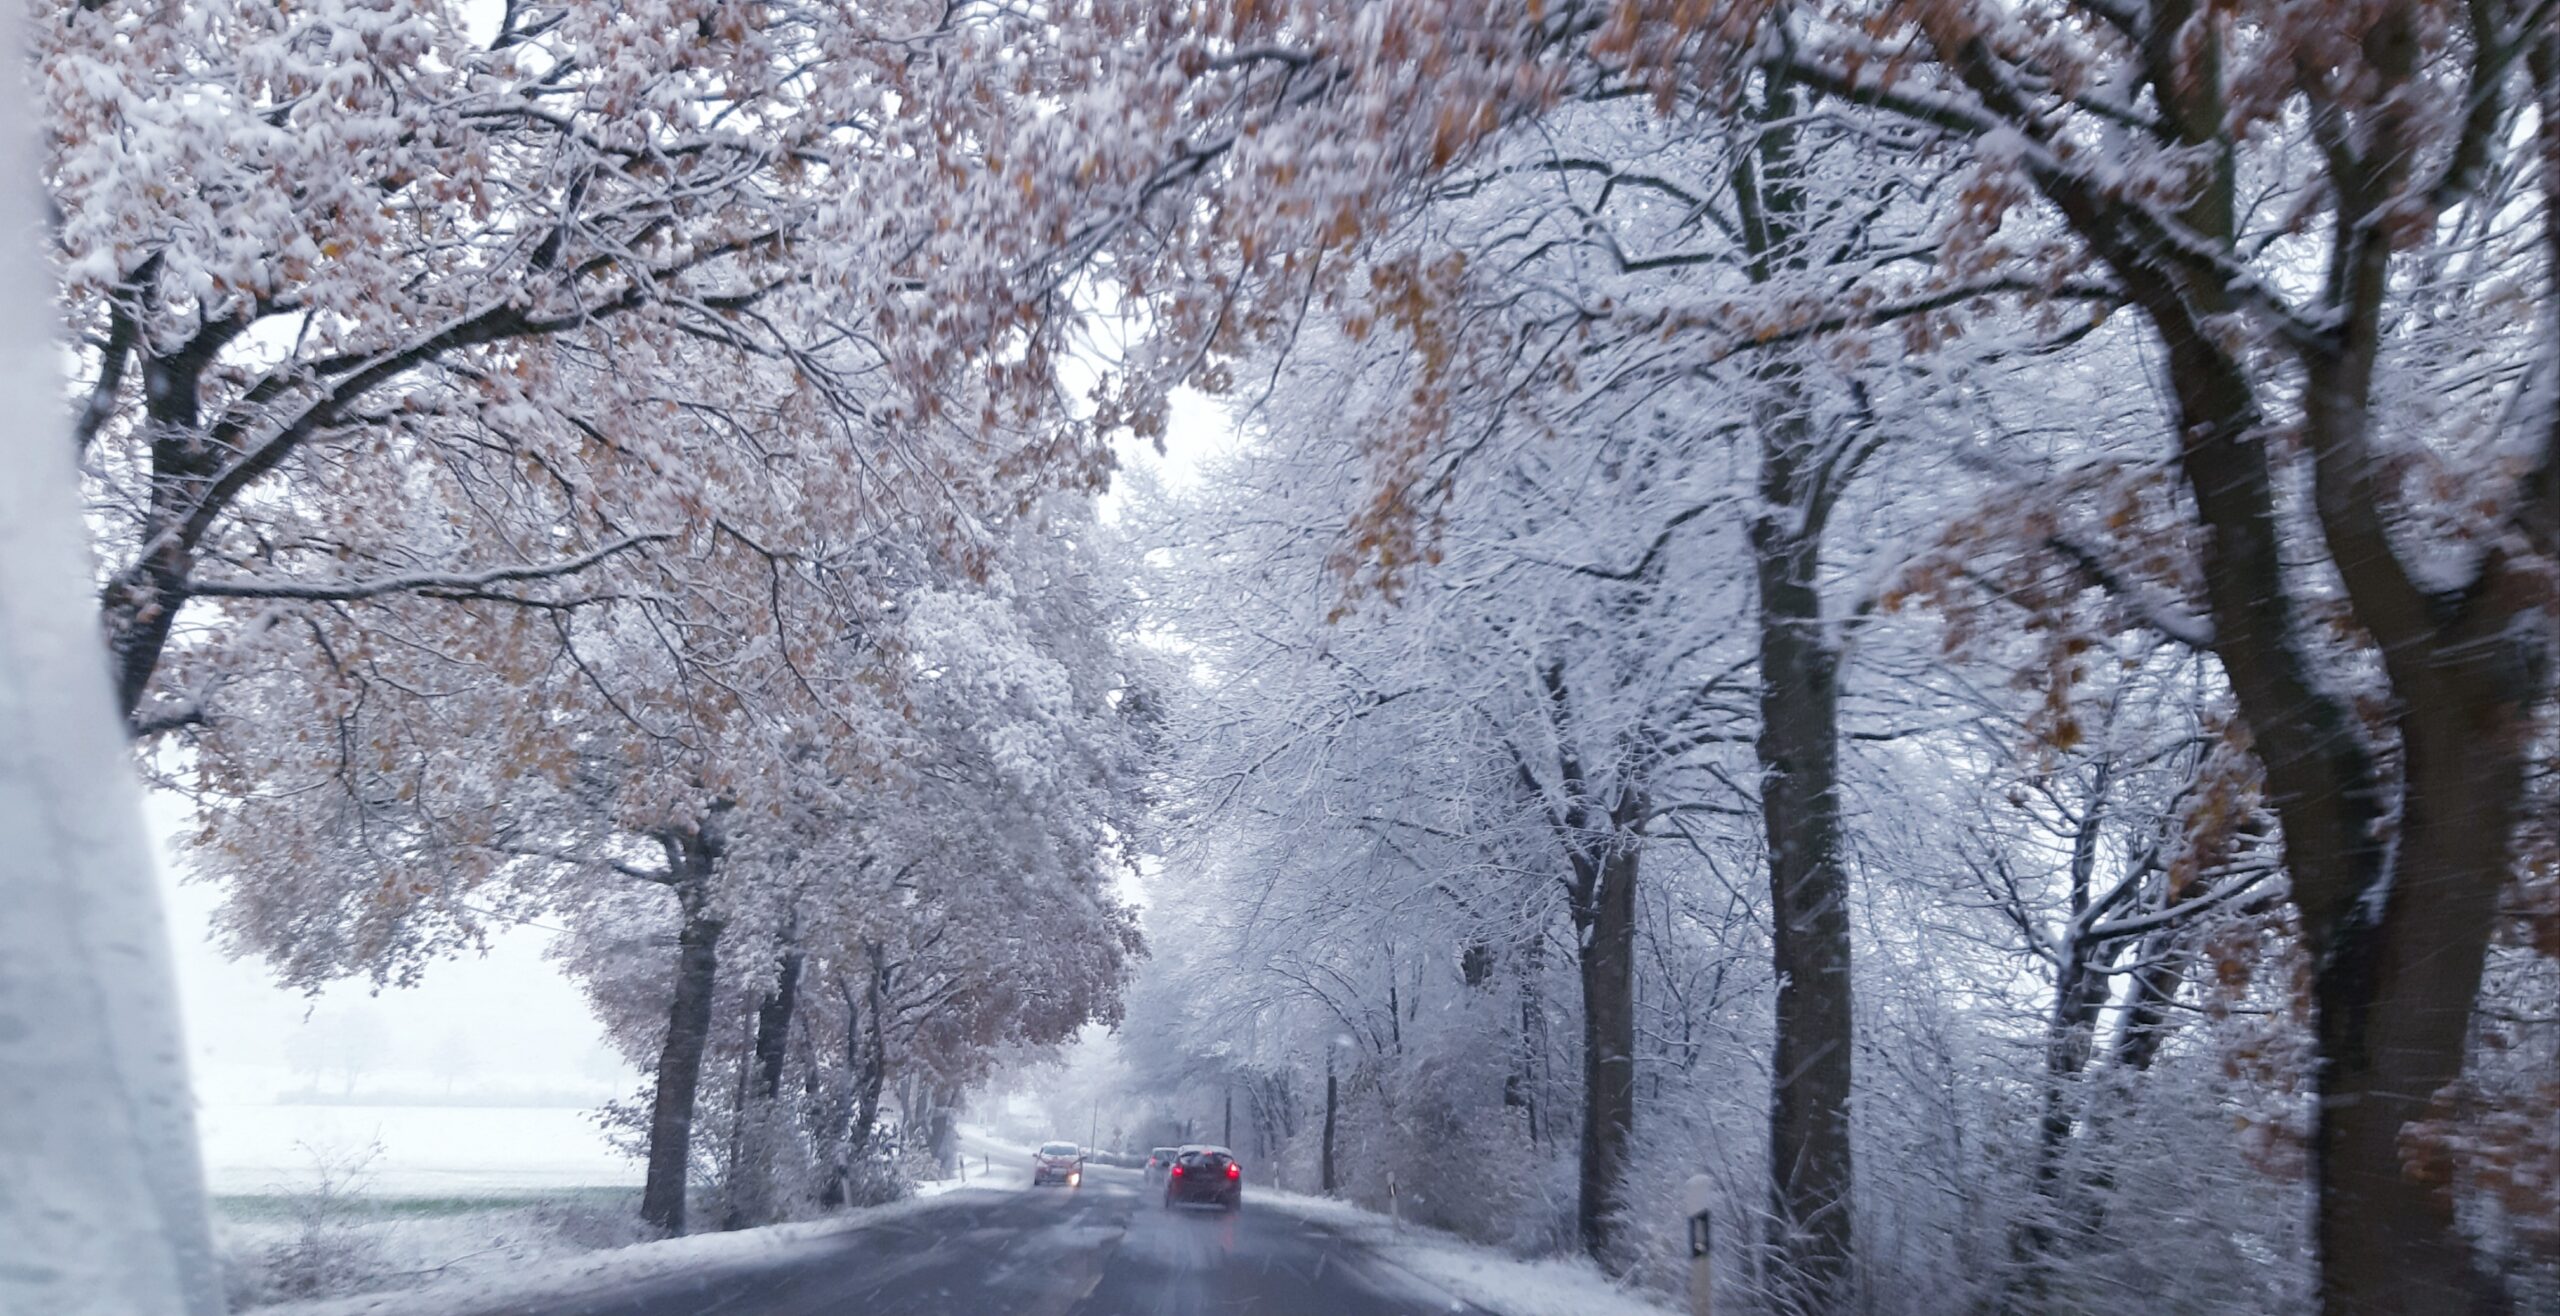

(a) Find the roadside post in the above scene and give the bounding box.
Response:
[1387,1171,1400,1231]
[1684,1174,1714,1316]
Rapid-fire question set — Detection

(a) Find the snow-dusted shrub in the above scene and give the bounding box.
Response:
[221,1143,389,1308]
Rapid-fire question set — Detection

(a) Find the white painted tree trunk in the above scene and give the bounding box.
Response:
[0,0,218,1305]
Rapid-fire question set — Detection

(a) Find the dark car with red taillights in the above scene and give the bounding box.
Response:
[1161,1144,1242,1211]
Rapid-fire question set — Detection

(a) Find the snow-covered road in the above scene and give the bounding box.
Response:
[325,1163,1499,1316]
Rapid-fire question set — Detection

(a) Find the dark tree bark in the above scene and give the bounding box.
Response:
[1525,657,1649,1269]
[1735,71,1861,1315]
[1779,9,2553,1308]
[1752,505,1855,1314]
[1321,1056,1339,1195]
[640,824,727,1236]
[721,940,805,1231]
[1514,924,1548,1147]
[751,947,804,1102]
[927,1095,958,1175]
[109,319,245,729]
[1571,834,1641,1269]
[2038,69,2521,1316]
[2006,763,2118,1307]
[819,943,892,1210]
[852,944,890,1154]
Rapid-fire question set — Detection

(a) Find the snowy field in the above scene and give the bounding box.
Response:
[240,1190,1004,1316]
[201,1102,640,1197]
[210,1119,1023,1310]
[201,1102,646,1309]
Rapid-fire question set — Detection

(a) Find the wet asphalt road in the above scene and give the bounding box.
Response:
[499,1164,1484,1316]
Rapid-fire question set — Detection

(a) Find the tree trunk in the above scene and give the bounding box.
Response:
[1754,508,1856,1314]
[927,1097,958,1175]
[107,320,247,733]
[2083,206,2522,1316]
[2008,764,2117,1305]
[853,946,889,1154]
[2309,694,2522,1316]
[640,828,726,1236]
[1321,1058,1339,1195]
[1517,925,1547,1147]
[752,948,803,1102]
[819,947,891,1210]
[1733,71,1858,1315]
[1574,836,1641,1268]
[721,944,804,1230]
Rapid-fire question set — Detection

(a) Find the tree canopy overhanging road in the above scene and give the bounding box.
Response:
[3,2,2558,1316]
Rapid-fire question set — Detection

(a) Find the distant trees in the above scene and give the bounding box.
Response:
[1106,3,2560,1314]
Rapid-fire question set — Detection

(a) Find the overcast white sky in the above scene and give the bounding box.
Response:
[150,788,628,1106]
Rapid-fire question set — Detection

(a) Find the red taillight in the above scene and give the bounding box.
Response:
[1170,1165,1184,1177]
[1226,1164,1241,1179]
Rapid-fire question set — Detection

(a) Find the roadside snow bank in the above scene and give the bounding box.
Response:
[243,1189,1007,1316]
[217,1193,644,1311]
[1254,1189,1679,1316]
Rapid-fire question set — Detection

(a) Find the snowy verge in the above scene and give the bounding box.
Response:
[1252,1188,1679,1316]
[243,1189,1007,1316]
[909,1123,1045,1195]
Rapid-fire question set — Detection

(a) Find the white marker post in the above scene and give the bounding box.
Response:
[1684,1174,1715,1316]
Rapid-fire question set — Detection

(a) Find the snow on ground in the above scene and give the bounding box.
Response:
[238,1189,1007,1316]
[1252,1189,1680,1316]
[906,1122,1046,1197]
[218,1120,1036,1310]
[212,1115,1674,1316]
[215,1191,645,1311]
[200,1103,638,1196]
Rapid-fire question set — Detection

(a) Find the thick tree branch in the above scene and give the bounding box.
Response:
[182,532,674,602]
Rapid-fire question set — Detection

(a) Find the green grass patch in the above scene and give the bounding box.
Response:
[212,1187,638,1222]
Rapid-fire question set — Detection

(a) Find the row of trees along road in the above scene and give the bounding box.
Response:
[43,0,2560,1312]
[51,0,1188,1237]
[1098,6,2560,1316]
